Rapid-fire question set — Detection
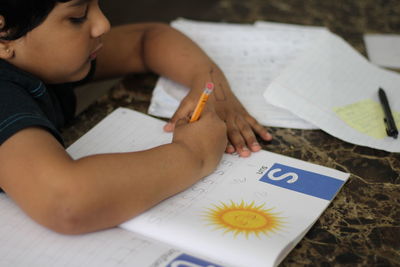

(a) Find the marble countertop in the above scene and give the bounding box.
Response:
[62,1,400,266]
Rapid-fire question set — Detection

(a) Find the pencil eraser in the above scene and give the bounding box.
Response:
[206,82,214,90]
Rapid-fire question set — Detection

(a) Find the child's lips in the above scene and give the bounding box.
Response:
[89,44,103,60]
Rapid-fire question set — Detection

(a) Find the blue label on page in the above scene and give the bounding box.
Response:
[259,163,344,201]
[167,253,223,267]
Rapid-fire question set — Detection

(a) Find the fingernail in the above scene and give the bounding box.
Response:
[252,142,260,147]
[240,147,251,157]
[226,144,235,153]
[265,132,272,140]
[251,142,261,151]
[164,122,173,131]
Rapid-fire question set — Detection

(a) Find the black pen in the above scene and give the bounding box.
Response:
[378,88,398,139]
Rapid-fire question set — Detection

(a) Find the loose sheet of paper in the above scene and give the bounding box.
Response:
[255,20,327,35]
[149,19,328,129]
[264,31,400,152]
[364,33,400,69]
[68,108,349,267]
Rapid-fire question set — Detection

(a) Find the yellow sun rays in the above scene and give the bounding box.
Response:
[204,200,284,238]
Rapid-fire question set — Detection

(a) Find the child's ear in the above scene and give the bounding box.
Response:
[0,41,14,59]
[0,15,14,59]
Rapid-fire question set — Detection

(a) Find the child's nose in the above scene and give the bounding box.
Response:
[91,9,110,38]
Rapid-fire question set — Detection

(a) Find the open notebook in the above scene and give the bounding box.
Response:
[0,108,349,267]
[69,108,349,267]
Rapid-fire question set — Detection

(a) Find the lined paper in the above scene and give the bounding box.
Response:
[0,194,177,267]
[67,108,348,267]
[264,31,400,152]
[149,19,329,129]
[2,107,349,267]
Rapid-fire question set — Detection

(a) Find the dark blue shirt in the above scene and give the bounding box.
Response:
[0,59,96,146]
[0,59,96,193]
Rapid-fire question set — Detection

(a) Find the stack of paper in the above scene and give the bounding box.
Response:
[149,18,328,129]
[264,31,400,152]
[150,18,400,152]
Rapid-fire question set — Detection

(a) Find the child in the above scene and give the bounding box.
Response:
[0,0,272,234]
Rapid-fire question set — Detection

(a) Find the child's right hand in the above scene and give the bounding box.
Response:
[172,108,227,176]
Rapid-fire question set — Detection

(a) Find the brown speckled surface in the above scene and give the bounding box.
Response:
[62,1,400,266]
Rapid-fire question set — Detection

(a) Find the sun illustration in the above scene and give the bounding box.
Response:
[204,200,284,238]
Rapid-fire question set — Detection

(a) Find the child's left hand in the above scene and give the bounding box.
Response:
[95,23,272,156]
[164,81,272,157]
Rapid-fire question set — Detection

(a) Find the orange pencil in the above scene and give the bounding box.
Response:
[189,82,214,122]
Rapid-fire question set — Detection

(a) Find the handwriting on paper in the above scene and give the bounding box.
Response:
[334,99,400,139]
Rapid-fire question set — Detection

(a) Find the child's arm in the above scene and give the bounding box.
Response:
[94,23,272,157]
[0,109,226,234]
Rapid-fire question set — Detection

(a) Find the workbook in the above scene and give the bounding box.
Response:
[65,107,349,267]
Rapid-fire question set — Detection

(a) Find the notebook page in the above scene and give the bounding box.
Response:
[67,108,172,158]
[0,194,182,267]
[0,108,227,267]
[120,148,348,267]
[149,18,323,129]
[264,31,400,152]
[66,107,349,267]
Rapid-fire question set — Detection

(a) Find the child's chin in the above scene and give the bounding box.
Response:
[68,64,92,82]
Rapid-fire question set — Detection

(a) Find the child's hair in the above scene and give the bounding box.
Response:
[0,0,71,40]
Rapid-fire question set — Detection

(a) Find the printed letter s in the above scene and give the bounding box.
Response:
[267,168,298,183]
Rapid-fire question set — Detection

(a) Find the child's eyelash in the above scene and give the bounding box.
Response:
[69,6,89,24]
[69,16,87,24]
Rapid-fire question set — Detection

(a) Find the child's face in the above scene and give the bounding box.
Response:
[9,0,110,84]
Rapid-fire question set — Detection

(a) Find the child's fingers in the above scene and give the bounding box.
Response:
[163,102,193,132]
[244,114,272,141]
[235,116,262,152]
[164,97,216,132]
[174,117,189,129]
[225,141,235,154]
[225,117,251,157]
